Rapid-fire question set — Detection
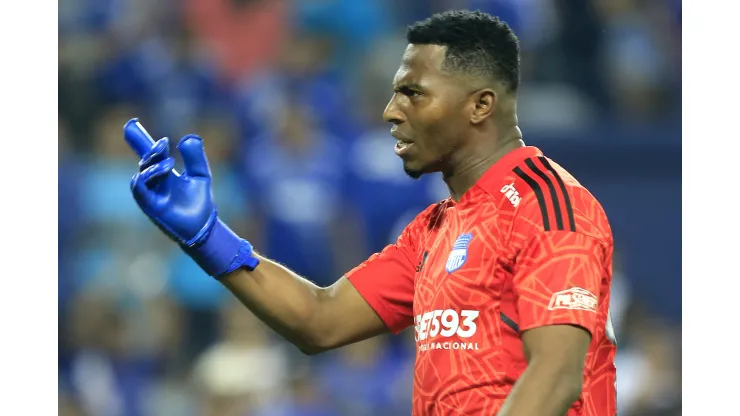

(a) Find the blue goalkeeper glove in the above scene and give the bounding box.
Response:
[123,118,259,277]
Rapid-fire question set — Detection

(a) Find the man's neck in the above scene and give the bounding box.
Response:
[443,127,524,201]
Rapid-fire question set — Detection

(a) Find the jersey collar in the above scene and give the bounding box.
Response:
[456,146,543,205]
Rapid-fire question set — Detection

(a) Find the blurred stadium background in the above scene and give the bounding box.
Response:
[58,0,681,415]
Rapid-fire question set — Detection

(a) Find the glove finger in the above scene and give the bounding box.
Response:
[141,157,176,190]
[139,137,170,172]
[130,172,155,208]
[177,135,211,178]
[124,118,157,158]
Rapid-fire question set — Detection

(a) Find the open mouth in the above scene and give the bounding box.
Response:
[394,139,414,156]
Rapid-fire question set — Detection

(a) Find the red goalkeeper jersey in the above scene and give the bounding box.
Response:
[346,146,617,416]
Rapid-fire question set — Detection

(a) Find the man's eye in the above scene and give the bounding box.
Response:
[396,87,422,97]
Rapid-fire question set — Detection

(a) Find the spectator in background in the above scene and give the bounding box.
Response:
[615,303,681,415]
[609,252,680,416]
[136,295,193,416]
[59,25,106,143]
[231,31,353,145]
[292,0,393,86]
[192,300,291,416]
[75,105,173,296]
[316,336,412,415]
[240,103,360,285]
[96,21,225,138]
[253,365,342,416]
[508,0,603,133]
[595,0,680,122]
[64,290,158,416]
[183,0,289,83]
[553,0,610,112]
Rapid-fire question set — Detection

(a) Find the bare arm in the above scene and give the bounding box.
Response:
[219,254,388,354]
[498,325,591,416]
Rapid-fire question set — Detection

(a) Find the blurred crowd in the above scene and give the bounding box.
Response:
[58,0,682,415]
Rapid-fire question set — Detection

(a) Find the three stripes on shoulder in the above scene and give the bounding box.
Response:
[509,157,576,232]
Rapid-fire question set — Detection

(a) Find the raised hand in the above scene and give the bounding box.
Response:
[123,118,259,277]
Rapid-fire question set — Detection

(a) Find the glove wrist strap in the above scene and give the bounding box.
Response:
[185,218,260,277]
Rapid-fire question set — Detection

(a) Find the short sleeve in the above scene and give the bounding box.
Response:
[345,221,419,334]
[512,231,607,337]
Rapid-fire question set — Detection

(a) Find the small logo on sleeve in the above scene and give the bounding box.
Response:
[548,287,598,312]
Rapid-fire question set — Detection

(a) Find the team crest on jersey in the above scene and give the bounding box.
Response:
[446,233,473,273]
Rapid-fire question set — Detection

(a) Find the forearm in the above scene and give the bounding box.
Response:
[121,122,372,353]
[219,254,328,353]
[498,361,582,416]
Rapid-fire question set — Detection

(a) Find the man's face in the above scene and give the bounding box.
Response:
[383,44,472,178]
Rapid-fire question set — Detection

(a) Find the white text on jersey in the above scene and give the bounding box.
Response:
[500,183,521,207]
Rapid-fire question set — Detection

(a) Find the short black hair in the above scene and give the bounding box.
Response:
[407,10,520,92]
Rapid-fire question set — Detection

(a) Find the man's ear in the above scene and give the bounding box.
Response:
[470,89,497,125]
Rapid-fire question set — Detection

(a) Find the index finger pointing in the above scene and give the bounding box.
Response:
[123,118,156,158]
